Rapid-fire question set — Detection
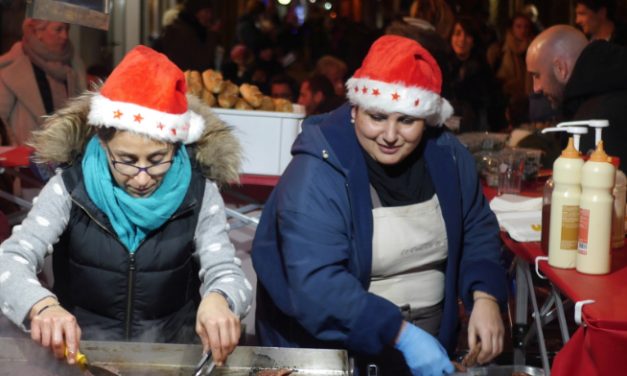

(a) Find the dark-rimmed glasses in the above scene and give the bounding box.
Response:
[105,144,173,177]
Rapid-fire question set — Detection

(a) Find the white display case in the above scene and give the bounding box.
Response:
[212,107,305,176]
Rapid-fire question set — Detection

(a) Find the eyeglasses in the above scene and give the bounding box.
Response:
[105,144,173,177]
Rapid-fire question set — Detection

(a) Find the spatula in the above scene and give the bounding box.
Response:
[65,347,121,376]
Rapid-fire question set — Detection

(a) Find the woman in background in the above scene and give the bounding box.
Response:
[449,16,507,133]
[0,18,85,145]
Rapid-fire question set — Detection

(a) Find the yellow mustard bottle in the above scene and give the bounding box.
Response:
[576,141,615,274]
[548,137,583,269]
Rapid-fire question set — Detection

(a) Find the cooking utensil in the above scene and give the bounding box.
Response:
[193,351,216,376]
[65,347,121,376]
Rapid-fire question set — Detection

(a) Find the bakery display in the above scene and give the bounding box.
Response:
[184,69,296,113]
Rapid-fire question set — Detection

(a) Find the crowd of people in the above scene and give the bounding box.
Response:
[0,0,626,375]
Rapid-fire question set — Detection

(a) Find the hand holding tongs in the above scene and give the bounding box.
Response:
[193,351,216,376]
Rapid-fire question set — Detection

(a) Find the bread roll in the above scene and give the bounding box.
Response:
[258,96,275,111]
[185,70,203,97]
[222,80,240,97]
[202,69,225,94]
[234,98,253,110]
[272,98,293,113]
[240,83,263,108]
[201,89,216,107]
[218,92,238,108]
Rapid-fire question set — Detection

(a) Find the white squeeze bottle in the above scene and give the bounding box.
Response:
[577,141,615,275]
[548,137,583,269]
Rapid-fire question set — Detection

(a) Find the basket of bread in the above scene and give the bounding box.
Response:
[184,69,294,113]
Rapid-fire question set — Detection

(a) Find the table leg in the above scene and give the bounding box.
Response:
[513,257,529,366]
[523,262,551,375]
[551,283,570,344]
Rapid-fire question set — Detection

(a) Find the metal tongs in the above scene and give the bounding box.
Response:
[193,351,216,376]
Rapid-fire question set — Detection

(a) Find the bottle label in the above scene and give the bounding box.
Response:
[560,205,579,250]
[578,208,590,255]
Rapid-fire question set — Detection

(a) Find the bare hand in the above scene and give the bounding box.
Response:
[467,295,504,364]
[196,292,241,366]
[30,298,81,364]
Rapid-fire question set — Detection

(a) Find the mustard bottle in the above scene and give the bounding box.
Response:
[577,141,615,274]
[548,137,583,269]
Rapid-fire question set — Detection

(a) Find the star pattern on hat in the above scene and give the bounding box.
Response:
[372,89,380,96]
[156,123,165,130]
[391,92,400,101]
[133,114,144,123]
[414,99,420,107]
[113,110,123,119]
[353,86,359,93]
[361,86,368,94]
[170,128,177,136]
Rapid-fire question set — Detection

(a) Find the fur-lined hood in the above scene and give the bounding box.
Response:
[29,91,241,186]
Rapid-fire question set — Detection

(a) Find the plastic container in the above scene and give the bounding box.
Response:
[577,141,615,274]
[212,107,305,176]
[548,137,583,269]
[612,167,626,249]
[541,178,553,254]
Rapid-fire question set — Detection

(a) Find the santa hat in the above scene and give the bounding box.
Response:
[346,35,453,126]
[88,45,204,144]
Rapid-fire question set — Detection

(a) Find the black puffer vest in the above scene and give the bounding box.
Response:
[53,162,206,343]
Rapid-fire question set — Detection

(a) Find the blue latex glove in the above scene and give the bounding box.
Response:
[394,322,455,376]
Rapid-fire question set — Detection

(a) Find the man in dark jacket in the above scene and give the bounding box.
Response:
[575,0,627,46]
[527,24,627,173]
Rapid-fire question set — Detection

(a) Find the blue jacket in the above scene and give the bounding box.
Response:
[252,103,507,356]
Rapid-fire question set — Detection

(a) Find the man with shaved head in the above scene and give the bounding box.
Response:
[527,25,627,172]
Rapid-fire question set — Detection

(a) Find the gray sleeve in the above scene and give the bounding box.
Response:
[0,174,71,330]
[194,181,253,319]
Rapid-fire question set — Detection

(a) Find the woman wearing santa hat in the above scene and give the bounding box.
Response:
[252,35,507,375]
[0,46,251,366]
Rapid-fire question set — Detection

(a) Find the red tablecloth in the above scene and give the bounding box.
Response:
[502,235,627,375]
[0,146,33,168]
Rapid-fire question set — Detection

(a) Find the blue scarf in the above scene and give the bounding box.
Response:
[82,136,191,253]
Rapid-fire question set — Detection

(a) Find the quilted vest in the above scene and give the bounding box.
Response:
[53,162,206,343]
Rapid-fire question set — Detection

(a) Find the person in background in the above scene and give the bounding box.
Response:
[526,24,627,172]
[0,46,252,366]
[315,55,348,98]
[297,73,344,116]
[408,0,455,41]
[575,0,627,45]
[252,35,507,376]
[156,0,220,72]
[495,13,534,105]
[221,44,254,86]
[0,18,86,145]
[448,16,507,132]
[523,3,545,35]
[269,74,298,103]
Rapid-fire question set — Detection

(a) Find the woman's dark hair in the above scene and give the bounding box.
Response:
[451,15,485,54]
[96,126,118,142]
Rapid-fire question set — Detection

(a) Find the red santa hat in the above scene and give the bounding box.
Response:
[346,35,453,126]
[88,45,204,144]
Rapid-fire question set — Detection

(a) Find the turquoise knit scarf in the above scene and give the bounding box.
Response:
[82,136,191,253]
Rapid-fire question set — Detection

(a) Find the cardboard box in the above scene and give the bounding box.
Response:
[213,107,305,176]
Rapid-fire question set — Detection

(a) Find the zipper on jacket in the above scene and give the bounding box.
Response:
[124,253,136,339]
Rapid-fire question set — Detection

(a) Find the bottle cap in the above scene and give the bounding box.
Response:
[589,140,611,162]
[561,137,581,158]
[610,156,620,169]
